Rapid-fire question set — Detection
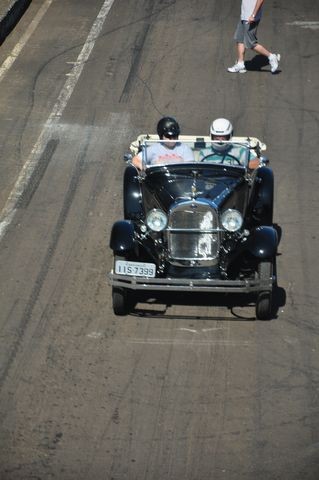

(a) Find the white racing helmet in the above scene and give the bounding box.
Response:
[210,118,233,152]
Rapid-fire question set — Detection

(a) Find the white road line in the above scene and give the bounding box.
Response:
[178,327,224,334]
[0,0,116,241]
[0,0,54,82]
[286,21,319,30]
[127,338,252,347]
[179,328,199,334]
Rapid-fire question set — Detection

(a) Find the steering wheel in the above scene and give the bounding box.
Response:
[200,153,241,165]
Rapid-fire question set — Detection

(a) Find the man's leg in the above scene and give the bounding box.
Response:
[253,43,280,73]
[237,42,246,62]
[228,42,247,72]
[253,43,270,57]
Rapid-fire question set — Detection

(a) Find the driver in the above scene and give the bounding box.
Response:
[132,117,194,170]
[199,118,260,169]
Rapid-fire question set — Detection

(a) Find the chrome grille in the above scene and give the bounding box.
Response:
[167,200,220,264]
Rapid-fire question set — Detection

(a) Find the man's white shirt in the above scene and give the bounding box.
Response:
[241,0,263,21]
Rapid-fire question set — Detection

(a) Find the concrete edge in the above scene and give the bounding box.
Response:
[0,0,32,44]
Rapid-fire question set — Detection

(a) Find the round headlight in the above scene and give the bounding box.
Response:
[221,209,243,232]
[146,209,168,232]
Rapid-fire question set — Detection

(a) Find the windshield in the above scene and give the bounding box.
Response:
[141,139,251,169]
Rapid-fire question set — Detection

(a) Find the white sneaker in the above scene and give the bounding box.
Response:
[269,53,280,73]
[227,61,246,73]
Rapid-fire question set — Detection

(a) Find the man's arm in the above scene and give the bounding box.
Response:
[248,0,264,22]
[248,149,260,169]
[132,154,142,170]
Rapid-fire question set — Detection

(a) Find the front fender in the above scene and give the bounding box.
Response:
[250,166,274,225]
[109,220,135,254]
[247,226,278,259]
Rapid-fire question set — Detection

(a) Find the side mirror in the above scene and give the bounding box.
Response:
[123,153,132,162]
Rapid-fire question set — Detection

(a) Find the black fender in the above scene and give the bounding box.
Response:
[223,226,278,274]
[109,220,135,254]
[246,226,278,259]
[250,166,274,225]
[123,164,143,220]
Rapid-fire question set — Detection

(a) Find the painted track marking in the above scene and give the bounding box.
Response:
[0,0,116,241]
[286,21,319,30]
[0,0,54,82]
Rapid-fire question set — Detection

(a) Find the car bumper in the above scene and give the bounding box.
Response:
[108,271,273,293]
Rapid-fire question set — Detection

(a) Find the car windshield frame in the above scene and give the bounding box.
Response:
[140,139,251,170]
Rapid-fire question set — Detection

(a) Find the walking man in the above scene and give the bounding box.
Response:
[228,0,280,74]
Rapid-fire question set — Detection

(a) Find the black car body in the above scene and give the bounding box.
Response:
[108,135,277,319]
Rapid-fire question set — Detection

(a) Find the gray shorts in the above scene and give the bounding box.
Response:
[234,20,259,49]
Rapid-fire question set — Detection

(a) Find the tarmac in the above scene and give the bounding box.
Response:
[0,0,31,43]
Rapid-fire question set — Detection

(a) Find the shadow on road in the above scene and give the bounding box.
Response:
[0,0,31,45]
[130,285,286,322]
[245,54,281,74]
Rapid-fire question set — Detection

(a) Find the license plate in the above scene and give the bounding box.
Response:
[115,260,156,278]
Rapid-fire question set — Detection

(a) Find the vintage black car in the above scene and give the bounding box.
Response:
[108,135,277,319]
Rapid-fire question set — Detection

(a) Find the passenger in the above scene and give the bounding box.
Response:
[199,118,260,169]
[132,117,194,170]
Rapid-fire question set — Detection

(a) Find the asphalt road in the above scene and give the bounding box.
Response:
[0,0,319,479]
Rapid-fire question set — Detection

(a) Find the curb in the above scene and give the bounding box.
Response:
[0,0,31,44]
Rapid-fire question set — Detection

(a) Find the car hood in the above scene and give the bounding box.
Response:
[142,166,248,213]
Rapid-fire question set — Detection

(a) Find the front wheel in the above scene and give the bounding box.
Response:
[112,287,132,316]
[256,291,272,320]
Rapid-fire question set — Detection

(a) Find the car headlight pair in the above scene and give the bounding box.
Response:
[221,209,243,232]
[146,208,243,233]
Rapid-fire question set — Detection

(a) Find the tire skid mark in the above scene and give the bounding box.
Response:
[140,326,175,480]
[118,0,177,104]
[17,139,59,209]
[0,136,90,398]
[84,327,152,477]
[119,5,154,103]
[0,0,116,241]
[0,111,132,435]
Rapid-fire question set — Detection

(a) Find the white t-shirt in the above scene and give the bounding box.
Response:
[241,0,263,21]
[139,142,195,166]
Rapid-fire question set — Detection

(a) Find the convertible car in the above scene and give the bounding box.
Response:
[108,134,277,319]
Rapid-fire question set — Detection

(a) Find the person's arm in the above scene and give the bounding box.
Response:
[248,157,260,169]
[248,0,264,22]
[132,144,152,170]
[132,153,142,170]
[248,150,260,169]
